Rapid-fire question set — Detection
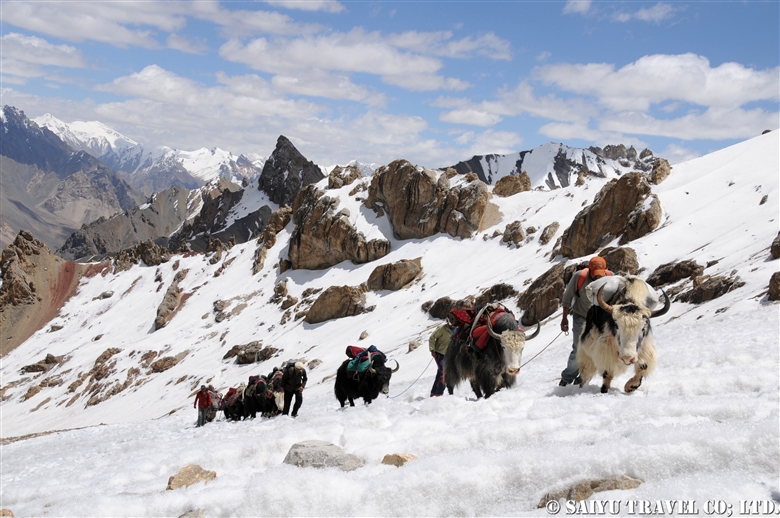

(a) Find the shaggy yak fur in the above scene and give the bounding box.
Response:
[577,275,670,393]
[243,378,282,419]
[334,354,398,407]
[444,309,539,399]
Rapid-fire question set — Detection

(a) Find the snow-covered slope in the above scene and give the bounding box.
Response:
[34,114,265,196]
[1,132,778,517]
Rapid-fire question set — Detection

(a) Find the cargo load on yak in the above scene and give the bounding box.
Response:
[344,345,387,373]
[449,303,522,351]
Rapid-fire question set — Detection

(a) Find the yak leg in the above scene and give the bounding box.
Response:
[601,370,613,393]
[576,345,597,387]
[348,396,355,407]
[625,337,657,392]
[469,379,484,399]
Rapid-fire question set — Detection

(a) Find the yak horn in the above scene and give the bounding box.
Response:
[525,322,541,341]
[486,311,502,339]
[597,285,613,314]
[650,290,671,318]
[390,359,400,373]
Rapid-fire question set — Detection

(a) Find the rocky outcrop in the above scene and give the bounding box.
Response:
[304,286,372,324]
[539,222,560,245]
[769,272,780,301]
[650,158,672,184]
[502,221,526,247]
[559,173,662,258]
[676,275,745,304]
[166,465,217,490]
[252,206,293,274]
[283,441,364,472]
[171,179,272,253]
[424,295,475,319]
[646,260,705,288]
[154,269,188,330]
[0,230,87,356]
[365,160,494,240]
[473,283,519,307]
[366,258,422,291]
[288,186,390,270]
[258,135,324,206]
[493,172,531,197]
[517,263,566,327]
[328,164,363,189]
[771,233,780,260]
[223,341,279,364]
[537,475,642,507]
[600,247,639,275]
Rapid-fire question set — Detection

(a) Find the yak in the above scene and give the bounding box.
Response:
[243,377,280,419]
[444,304,539,399]
[334,352,399,407]
[577,275,670,393]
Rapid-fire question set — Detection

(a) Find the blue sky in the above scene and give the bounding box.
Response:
[1,1,778,167]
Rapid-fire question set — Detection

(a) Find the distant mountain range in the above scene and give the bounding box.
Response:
[33,113,267,197]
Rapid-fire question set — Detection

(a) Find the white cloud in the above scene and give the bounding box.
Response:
[219,29,472,94]
[459,129,524,157]
[264,0,345,13]
[659,143,702,165]
[535,54,780,111]
[1,33,86,68]
[537,51,551,62]
[613,3,676,23]
[271,72,387,106]
[166,34,208,55]
[563,1,592,15]
[386,31,511,60]
[439,109,503,127]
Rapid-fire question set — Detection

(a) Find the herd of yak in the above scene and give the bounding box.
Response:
[203,274,670,423]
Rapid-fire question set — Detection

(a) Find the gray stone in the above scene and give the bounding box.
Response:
[283,440,364,472]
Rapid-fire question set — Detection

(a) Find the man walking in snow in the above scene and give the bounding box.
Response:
[429,316,456,396]
[193,385,213,427]
[559,256,612,386]
[282,362,307,418]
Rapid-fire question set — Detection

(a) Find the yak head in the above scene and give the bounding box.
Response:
[368,355,400,395]
[486,312,540,376]
[597,282,670,365]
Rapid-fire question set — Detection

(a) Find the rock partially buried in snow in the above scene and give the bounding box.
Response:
[381,453,417,466]
[537,474,643,507]
[0,508,14,517]
[166,464,217,490]
[283,440,364,472]
[178,509,205,518]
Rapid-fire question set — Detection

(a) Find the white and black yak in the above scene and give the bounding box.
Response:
[577,275,670,393]
[444,304,539,399]
[334,353,399,407]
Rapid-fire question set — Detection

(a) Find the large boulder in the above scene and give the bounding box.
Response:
[424,295,475,319]
[366,258,422,291]
[771,232,780,260]
[559,173,662,258]
[283,440,364,472]
[676,275,745,304]
[600,247,639,275]
[539,222,560,245]
[646,260,705,288]
[166,465,216,490]
[365,160,493,240]
[517,263,566,327]
[289,186,391,270]
[328,164,363,189]
[649,158,672,184]
[304,285,372,324]
[258,135,324,206]
[154,269,188,330]
[493,172,531,197]
[769,272,780,301]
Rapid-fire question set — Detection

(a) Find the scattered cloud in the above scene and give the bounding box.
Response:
[264,0,345,13]
[613,3,676,23]
[387,31,511,60]
[2,33,87,68]
[537,51,551,62]
[563,1,592,15]
[166,34,208,55]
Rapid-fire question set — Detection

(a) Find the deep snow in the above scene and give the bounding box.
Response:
[1,132,778,517]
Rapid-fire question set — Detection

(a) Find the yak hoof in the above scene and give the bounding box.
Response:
[600,385,609,394]
[625,377,643,392]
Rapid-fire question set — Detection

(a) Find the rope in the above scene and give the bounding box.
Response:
[520,331,564,369]
[387,357,434,399]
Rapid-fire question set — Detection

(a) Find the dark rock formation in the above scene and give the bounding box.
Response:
[600,247,639,275]
[502,221,526,247]
[650,158,672,185]
[366,258,422,291]
[304,285,372,324]
[676,275,745,304]
[559,173,662,258]
[646,260,705,288]
[517,263,566,327]
[258,135,324,206]
[769,272,780,301]
[425,295,475,319]
[365,160,493,240]
[289,186,390,270]
[771,233,780,260]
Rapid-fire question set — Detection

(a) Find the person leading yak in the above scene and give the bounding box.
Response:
[559,256,612,387]
[282,361,307,418]
[429,315,457,397]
